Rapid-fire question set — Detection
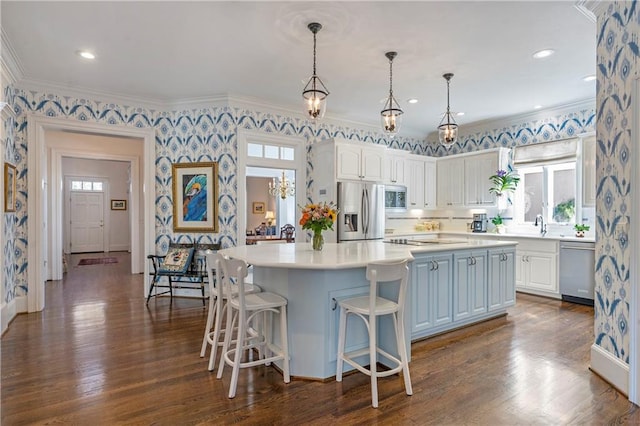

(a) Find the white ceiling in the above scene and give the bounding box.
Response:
[1,1,596,138]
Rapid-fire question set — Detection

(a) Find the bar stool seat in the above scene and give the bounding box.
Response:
[200,252,261,372]
[336,259,413,408]
[215,254,290,399]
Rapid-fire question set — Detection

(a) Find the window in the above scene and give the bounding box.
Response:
[516,161,576,224]
[247,142,296,162]
[71,180,103,192]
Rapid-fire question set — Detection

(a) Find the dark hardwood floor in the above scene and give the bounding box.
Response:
[2,251,639,424]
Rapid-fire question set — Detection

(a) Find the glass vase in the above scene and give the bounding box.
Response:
[312,230,324,251]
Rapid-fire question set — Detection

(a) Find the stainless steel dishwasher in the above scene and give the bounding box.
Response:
[559,240,595,306]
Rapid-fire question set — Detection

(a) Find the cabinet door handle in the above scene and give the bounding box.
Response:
[331,298,338,311]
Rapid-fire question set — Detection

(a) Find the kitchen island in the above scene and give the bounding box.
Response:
[219,239,517,380]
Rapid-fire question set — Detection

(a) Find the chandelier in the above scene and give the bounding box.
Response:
[381,51,403,136]
[269,171,295,200]
[302,22,329,120]
[437,73,459,149]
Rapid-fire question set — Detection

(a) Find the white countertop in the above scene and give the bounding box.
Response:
[219,239,518,270]
[388,230,595,243]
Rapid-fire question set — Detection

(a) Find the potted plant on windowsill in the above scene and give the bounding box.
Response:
[489,169,520,197]
[492,215,506,234]
[574,223,590,238]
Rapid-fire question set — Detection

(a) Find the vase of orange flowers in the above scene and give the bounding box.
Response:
[299,201,339,251]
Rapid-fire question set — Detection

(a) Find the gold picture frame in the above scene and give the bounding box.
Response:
[172,162,218,232]
[4,163,16,213]
[111,200,127,210]
[252,202,265,214]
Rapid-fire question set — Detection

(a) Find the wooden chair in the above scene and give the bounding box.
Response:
[280,224,295,242]
[336,259,413,408]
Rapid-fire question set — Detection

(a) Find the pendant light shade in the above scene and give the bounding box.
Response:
[302,22,329,120]
[380,51,403,136]
[438,73,459,148]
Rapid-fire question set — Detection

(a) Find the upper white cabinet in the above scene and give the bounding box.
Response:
[336,142,385,181]
[424,158,437,209]
[437,148,510,208]
[437,157,465,207]
[383,150,408,185]
[464,152,498,206]
[582,135,596,207]
[407,155,425,209]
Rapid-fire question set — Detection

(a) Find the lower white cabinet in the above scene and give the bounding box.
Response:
[513,239,558,296]
[411,246,516,341]
[488,248,516,311]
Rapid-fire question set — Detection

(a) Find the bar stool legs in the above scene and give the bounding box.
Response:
[335,259,413,408]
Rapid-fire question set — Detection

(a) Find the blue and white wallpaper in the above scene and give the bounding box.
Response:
[4,87,597,312]
[593,0,639,365]
[7,90,428,303]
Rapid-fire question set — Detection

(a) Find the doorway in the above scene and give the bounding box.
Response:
[236,130,306,244]
[27,115,155,313]
[246,167,297,238]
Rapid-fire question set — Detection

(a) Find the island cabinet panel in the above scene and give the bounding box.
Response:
[411,253,453,337]
[327,286,370,364]
[453,250,488,322]
[488,248,516,311]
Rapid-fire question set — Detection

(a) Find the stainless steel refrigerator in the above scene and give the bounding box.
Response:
[337,182,385,242]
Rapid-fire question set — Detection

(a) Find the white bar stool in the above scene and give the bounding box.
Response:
[216,254,290,398]
[336,259,413,408]
[200,252,261,372]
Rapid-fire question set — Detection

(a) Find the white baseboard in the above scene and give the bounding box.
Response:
[109,244,130,252]
[1,298,17,335]
[591,343,629,396]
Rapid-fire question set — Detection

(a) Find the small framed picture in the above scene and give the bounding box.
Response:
[4,163,16,213]
[253,202,265,214]
[111,200,127,210]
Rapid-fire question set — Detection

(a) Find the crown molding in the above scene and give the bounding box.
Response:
[574,0,607,22]
[1,29,24,84]
[426,97,596,141]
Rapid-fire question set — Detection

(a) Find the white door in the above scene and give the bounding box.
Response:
[70,192,105,253]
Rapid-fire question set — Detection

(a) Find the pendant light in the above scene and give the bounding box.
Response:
[302,22,329,120]
[438,73,459,148]
[380,51,403,136]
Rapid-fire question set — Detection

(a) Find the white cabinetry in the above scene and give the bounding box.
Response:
[582,135,596,207]
[407,156,425,209]
[336,142,385,181]
[436,148,510,208]
[383,150,408,185]
[406,155,437,210]
[513,238,558,297]
[437,157,465,207]
[488,247,516,311]
[464,152,498,206]
[424,158,437,209]
[453,250,488,321]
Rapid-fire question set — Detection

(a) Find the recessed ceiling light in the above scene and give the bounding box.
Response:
[532,49,555,59]
[534,105,543,109]
[77,50,96,60]
[456,112,465,117]
[407,98,418,104]
[582,74,596,82]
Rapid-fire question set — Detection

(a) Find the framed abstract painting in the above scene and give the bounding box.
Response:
[4,163,16,213]
[172,162,218,232]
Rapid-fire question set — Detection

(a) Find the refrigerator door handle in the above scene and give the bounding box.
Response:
[363,188,369,235]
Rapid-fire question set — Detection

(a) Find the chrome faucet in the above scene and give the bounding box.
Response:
[534,214,547,236]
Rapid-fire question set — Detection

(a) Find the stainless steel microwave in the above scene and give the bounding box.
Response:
[384,185,407,212]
